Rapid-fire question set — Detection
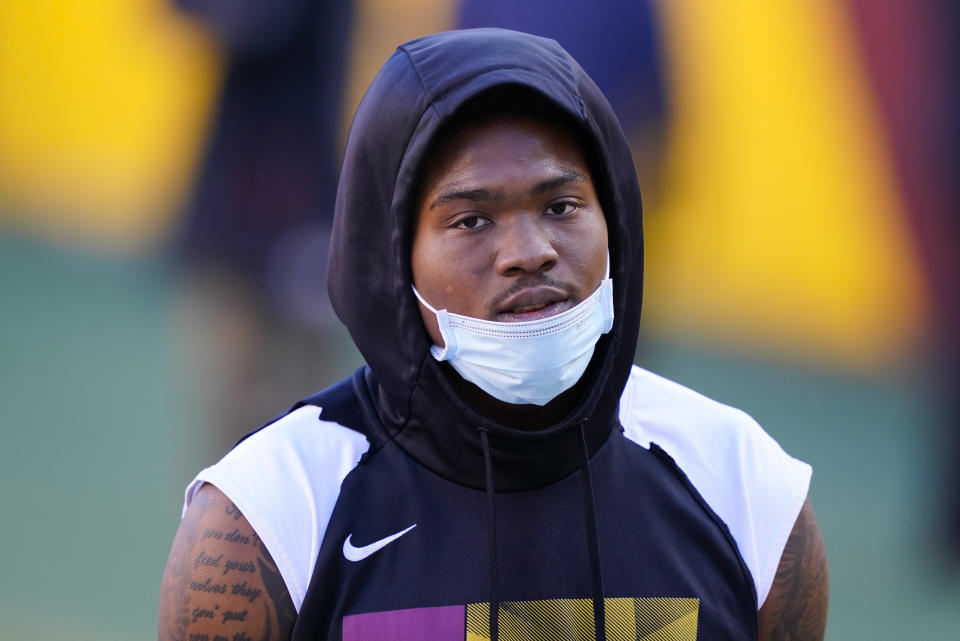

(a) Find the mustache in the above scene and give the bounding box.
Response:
[487,274,577,310]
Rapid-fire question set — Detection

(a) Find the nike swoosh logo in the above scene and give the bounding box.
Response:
[343,523,417,562]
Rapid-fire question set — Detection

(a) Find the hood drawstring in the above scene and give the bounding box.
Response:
[578,418,607,641]
[476,422,607,641]
[477,427,500,641]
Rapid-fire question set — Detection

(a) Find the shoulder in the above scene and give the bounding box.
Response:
[618,365,812,609]
[184,380,371,612]
[619,364,761,438]
[618,365,798,481]
[159,484,297,640]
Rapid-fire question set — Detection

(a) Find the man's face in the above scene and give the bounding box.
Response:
[411,114,608,347]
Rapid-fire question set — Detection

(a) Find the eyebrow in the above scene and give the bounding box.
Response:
[428,187,503,210]
[530,170,588,195]
[428,169,587,210]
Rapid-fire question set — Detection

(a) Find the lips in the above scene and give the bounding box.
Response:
[496,286,572,322]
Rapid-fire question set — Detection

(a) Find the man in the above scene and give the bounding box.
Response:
[158,28,828,641]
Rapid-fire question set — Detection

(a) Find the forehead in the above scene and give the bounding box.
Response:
[416,114,593,200]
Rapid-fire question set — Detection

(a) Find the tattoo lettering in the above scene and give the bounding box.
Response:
[159,486,296,641]
[195,551,223,569]
[222,610,248,624]
[192,607,216,623]
[231,581,262,603]
[189,578,227,594]
[224,528,251,545]
[223,559,256,575]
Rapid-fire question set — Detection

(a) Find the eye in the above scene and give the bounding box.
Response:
[546,200,578,216]
[452,215,491,230]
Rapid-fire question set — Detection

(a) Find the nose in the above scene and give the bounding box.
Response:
[494,215,559,276]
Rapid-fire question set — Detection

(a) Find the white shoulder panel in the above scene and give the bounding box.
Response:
[618,365,811,609]
[183,406,370,612]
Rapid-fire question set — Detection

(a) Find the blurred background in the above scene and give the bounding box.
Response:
[1,0,957,638]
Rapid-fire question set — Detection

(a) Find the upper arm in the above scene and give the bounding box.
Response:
[157,483,297,641]
[757,498,829,641]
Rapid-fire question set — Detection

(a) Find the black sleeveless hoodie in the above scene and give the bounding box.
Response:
[286,28,758,640]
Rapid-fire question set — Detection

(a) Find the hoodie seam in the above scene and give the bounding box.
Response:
[400,351,435,437]
[399,47,580,119]
[399,47,444,120]
[647,442,759,617]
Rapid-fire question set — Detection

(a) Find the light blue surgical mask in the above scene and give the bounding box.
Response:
[412,274,614,406]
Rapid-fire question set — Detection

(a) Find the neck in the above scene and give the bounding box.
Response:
[448,365,584,430]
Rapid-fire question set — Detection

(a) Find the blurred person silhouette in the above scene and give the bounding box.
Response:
[172,0,353,450]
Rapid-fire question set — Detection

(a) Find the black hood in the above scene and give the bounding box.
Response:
[327,28,643,491]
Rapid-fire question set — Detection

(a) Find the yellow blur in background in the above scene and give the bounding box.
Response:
[648,0,928,369]
[0,1,956,640]
[0,0,219,248]
[0,0,932,369]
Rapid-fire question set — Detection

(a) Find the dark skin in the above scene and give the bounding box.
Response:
[157,484,296,641]
[158,115,829,640]
[758,499,830,640]
[411,115,609,429]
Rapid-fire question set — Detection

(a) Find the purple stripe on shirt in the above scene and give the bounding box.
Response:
[342,604,466,641]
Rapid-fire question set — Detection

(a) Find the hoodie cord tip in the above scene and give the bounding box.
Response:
[579,419,607,641]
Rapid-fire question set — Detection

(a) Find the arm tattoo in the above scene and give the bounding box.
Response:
[758,500,829,640]
[254,535,297,640]
[158,488,297,641]
[159,516,194,641]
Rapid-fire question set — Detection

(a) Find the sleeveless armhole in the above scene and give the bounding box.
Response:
[182,405,370,612]
[618,366,811,609]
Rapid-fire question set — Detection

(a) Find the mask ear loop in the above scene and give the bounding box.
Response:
[601,252,614,332]
[412,285,457,360]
